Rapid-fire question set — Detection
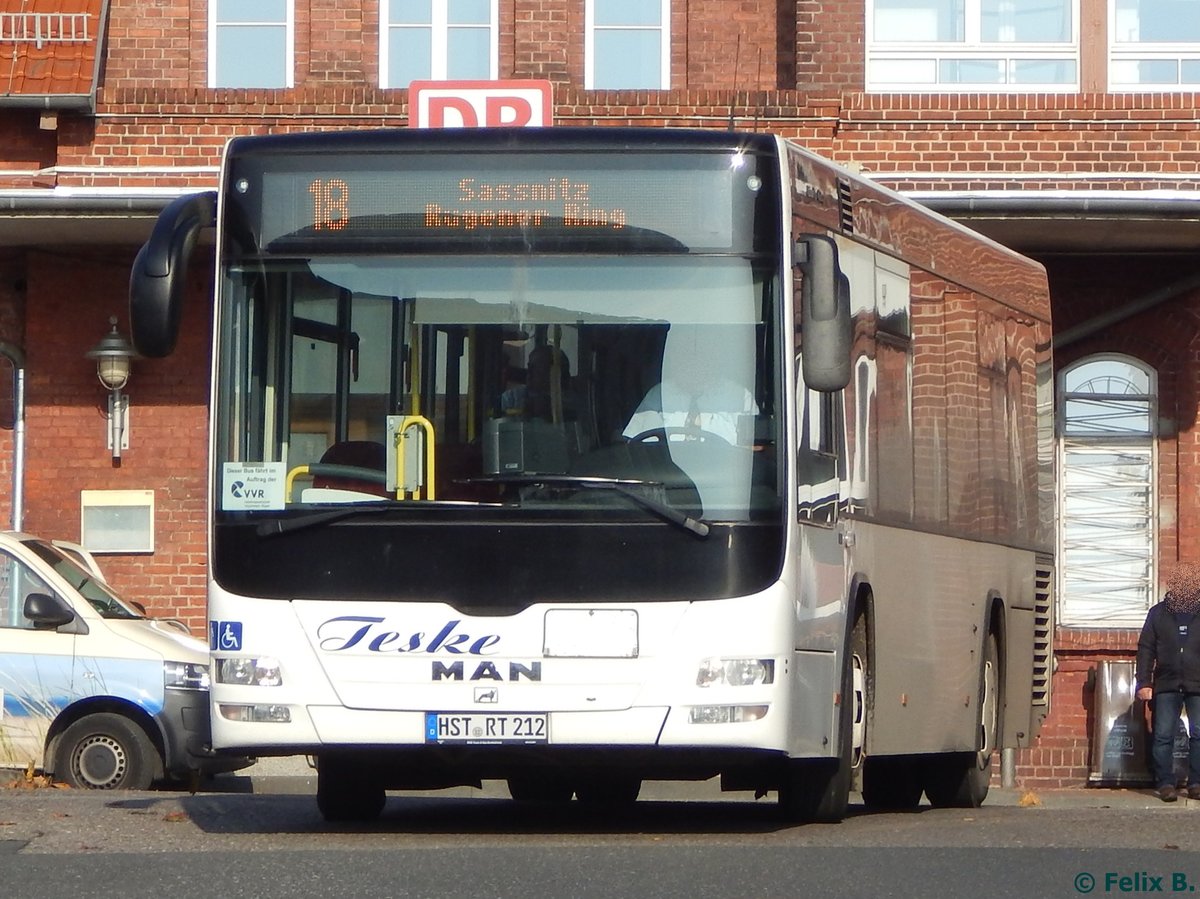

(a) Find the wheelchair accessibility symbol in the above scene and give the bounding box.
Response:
[210,620,243,651]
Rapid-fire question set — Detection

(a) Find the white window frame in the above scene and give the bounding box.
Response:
[1056,354,1158,628]
[80,489,156,555]
[1108,0,1200,91]
[584,0,671,90]
[207,0,295,89]
[865,0,1079,92]
[380,0,499,89]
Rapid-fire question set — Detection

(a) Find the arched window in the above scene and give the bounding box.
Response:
[1057,354,1156,627]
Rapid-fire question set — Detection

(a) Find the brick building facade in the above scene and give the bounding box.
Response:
[3,0,1200,788]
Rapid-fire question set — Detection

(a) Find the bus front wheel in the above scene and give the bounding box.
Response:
[778,614,866,823]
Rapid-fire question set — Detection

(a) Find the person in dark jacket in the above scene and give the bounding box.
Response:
[1135,562,1200,802]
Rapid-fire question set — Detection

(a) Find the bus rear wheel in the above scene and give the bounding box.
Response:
[924,632,1000,808]
[316,756,386,822]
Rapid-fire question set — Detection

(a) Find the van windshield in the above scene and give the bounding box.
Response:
[23,541,144,620]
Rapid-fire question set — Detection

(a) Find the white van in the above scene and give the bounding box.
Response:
[0,531,249,788]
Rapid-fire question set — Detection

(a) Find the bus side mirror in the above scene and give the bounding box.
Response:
[129,191,217,358]
[796,234,852,392]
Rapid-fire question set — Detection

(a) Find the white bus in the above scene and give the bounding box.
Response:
[130,127,1054,822]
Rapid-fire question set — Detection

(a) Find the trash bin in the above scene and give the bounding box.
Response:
[1089,659,1191,786]
[1090,660,1152,785]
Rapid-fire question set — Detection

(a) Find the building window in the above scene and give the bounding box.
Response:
[1057,355,1157,628]
[1110,0,1200,89]
[866,0,1079,91]
[209,0,293,89]
[382,0,497,88]
[585,0,670,90]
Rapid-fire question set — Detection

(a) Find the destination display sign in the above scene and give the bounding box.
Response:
[227,151,771,253]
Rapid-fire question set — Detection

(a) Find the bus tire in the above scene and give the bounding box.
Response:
[55,713,160,790]
[923,632,1001,808]
[778,613,866,823]
[507,776,574,802]
[316,756,387,822]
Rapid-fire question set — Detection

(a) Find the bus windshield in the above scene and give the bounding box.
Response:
[217,253,781,524]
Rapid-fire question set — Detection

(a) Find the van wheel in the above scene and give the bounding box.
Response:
[55,713,160,790]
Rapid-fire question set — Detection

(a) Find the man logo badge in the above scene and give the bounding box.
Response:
[475,687,499,704]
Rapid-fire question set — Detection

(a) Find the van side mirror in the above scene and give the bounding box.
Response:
[23,593,76,629]
[796,235,852,392]
[129,191,217,358]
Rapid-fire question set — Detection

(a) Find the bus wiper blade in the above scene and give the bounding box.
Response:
[255,503,397,538]
[461,475,711,538]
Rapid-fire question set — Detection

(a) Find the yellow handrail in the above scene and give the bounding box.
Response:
[284,464,311,503]
[394,414,436,500]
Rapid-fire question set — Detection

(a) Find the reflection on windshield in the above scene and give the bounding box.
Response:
[23,541,143,620]
[222,255,781,523]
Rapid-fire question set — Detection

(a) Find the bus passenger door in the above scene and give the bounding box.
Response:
[286,282,398,497]
[793,232,854,640]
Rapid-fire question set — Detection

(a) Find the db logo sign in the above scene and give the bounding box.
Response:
[409,80,553,128]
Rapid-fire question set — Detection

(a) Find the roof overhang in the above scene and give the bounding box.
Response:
[0,190,192,246]
[908,191,1200,255]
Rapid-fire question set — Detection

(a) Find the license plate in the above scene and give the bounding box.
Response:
[425,712,549,744]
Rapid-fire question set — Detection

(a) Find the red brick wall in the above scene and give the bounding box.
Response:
[683,0,779,90]
[19,249,213,632]
[511,0,571,82]
[796,0,864,93]
[0,110,57,181]
[102,0,194,88]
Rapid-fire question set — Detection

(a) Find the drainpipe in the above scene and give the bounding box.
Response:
[0,342,25,532]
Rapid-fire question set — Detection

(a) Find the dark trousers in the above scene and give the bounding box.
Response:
[1151,691,1200,788]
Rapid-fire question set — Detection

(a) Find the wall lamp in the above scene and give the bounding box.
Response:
[85,317,136,462]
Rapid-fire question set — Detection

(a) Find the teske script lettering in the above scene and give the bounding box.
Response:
[317,616,502,655]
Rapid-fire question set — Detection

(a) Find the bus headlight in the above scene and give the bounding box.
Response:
[216,656,283,687]
[695,658,774,687]
[164,661,210,690]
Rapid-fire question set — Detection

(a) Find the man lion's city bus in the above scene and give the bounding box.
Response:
[129,127,1054,822]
